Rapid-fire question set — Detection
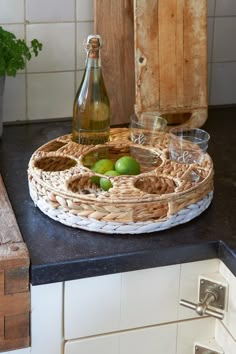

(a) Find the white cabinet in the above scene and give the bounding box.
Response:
[30,282,63,354]
[3,259,236,354]
[65,323,177,354]
[64,273,121,339]
[64,258,228,354]
[64,264,180,339]
[64,318,219,354]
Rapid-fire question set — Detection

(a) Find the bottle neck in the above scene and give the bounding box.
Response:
[86,46,101,68]
[86,56,101,69]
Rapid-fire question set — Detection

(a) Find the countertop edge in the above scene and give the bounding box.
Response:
[30,240,225,285]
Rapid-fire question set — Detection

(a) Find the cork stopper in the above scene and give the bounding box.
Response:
[85,34,102,59]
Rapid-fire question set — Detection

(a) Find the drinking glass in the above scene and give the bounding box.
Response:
[169,127,210,165]
[130,112,167,146]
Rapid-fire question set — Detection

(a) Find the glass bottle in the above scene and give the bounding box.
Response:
[72,34,110,145]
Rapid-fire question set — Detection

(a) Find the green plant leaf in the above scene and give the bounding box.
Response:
[0,26,43,77]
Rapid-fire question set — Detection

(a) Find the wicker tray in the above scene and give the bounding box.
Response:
[27,128,214,234]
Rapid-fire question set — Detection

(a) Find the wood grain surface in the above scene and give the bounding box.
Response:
[0,175,30,351]
[134,0,208,127]
[94,0,135,125]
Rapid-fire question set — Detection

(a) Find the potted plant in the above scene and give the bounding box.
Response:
[0,26,42,136]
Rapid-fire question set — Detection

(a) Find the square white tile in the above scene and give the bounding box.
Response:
[3,74,26,122]
[26,0,75,23]
[27,72,74,119]
[210,62,236,105]
[0,0,24,23]
[208,63,212,101]
[207,0,216,16]
[26,23,75,72]
[76,0,94,21]
[207,17,214,62]
[120,324,177,354]
[1,24,24,38]
[213,17,236,62]
[76,22,94,69]
[120,265,180,329]
[216,0,236,16]
[1,24,25,74]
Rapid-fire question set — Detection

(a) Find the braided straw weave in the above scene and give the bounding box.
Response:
[27,128,214,234]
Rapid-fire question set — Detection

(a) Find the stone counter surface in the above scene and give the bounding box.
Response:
[0,108,235,285]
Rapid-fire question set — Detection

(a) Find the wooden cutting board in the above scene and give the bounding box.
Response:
[94,0,135,125]
[95,0,208,128]
[0,175,30,352]
[134,0,208,127]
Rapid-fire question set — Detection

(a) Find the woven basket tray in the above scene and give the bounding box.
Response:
[27,128,214,234]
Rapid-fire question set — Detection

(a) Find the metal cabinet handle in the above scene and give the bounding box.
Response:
[180,286,224,320]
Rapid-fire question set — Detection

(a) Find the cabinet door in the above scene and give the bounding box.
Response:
[176,317,216,354]
[64,265,180,340]
[215,319,236,354]
[65,323,177,354]
[64,273,121,339]
[65,334,119,354]
[119,323,177,354]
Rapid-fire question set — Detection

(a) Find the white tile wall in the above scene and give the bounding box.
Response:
[76,0,94,21]
[213,18,236,62]
[26,23,75,72]
[3,75,26,122]
[27,72,74,119]
[211,62,236,105]
[215,0,236,16]
[208,0,236,105]
[0,0,93,123]
[207,0,216,16]
[26,0,75,23]
[0,0,24,23]
[0,0,236,124]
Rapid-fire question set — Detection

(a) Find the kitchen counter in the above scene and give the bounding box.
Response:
[0,108,235,286]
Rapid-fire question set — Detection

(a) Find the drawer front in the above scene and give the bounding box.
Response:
[64,273,121,339]
[64,265,180,340]
[65,323,177,354]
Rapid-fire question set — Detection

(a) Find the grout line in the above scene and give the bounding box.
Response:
[208,0,217,105]
[26,69,81,75]
[217,319,236,344]
[24,0,29,122]
[0,20,94,26]
[68,316,212,342]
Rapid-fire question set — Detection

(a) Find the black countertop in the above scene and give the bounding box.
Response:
[0,108,235,286]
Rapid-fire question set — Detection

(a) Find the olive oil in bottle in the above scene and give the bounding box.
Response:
[72,34,110,145]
